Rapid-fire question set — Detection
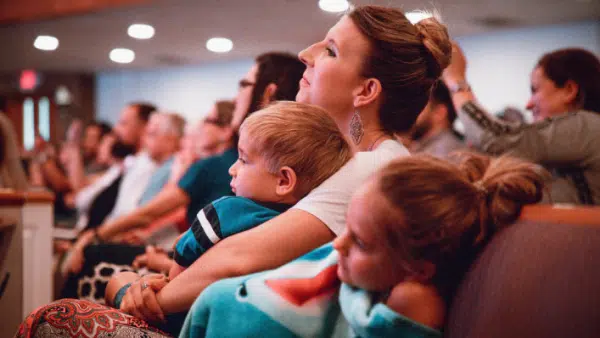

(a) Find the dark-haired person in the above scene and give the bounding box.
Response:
[443,45,600,204]
[410,81,464,158]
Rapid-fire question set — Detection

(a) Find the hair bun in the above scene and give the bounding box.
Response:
[456,152,550,228]
[414,17,452,77]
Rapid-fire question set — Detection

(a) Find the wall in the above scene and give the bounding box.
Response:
[96,20,600,124]
[456,20,600,118]
[96,59,253,124]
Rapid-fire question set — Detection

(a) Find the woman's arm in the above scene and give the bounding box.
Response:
[96,184,190,240]
[443,43,591,166]
[155,209,335,313]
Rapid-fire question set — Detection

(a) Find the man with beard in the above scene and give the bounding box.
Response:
[409,81,464,158]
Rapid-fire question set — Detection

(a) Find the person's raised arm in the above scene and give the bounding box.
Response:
[96,184,190,240]
[156,209,335,313]
[442,43,592,165]
[442,43,477,113]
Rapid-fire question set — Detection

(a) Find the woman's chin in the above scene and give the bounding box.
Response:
[295,90,309,104]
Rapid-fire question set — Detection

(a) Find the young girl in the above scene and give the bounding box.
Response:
[333,153,548,336]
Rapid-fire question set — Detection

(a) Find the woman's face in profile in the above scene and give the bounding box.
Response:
[296,16,372,121]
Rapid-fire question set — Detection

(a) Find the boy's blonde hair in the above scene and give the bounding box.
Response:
[240,101,352,198]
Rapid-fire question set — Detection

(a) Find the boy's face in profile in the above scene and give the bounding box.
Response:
[228,129,281,203]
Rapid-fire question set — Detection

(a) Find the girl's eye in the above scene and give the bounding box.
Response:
[352,234,366,250]
[238,157,247,164]
[325,46,336,57]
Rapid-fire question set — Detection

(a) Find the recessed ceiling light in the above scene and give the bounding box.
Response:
[206,37,233,53]
[34,35,59,51]
[405,11,433,24]
[318,0,349,13]
[109,48,135,63]
[128,24,155,39]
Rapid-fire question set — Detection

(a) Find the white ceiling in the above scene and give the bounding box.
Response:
[0,0,598,72]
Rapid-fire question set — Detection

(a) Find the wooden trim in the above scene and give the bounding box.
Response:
[23,191,55,203]
[520,204,600,226]
[0,191,26,206]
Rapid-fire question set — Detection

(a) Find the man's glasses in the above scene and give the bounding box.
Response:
[239,79,255,89]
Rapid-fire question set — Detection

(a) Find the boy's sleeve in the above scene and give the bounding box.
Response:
[173,228,201,267]
[174,197,280,267]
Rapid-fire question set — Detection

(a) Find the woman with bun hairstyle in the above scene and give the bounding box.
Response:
[115,5,456,326]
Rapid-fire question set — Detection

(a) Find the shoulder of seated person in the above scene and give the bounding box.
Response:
[386,281,445,329]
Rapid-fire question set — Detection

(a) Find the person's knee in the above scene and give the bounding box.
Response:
[105,271,139,306]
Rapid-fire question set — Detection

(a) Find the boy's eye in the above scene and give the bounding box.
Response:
[325,46,336,57]
[238,157,247,164]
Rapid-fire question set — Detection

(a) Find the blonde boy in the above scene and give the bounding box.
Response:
[171,101,352,275]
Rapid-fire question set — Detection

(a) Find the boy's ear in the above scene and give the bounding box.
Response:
[262,83,278,107]
[276,166,297,197]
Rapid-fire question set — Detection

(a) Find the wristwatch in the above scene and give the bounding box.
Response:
[448,80,471,94]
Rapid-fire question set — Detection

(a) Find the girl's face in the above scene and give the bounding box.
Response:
[333,178,409,291]
[296,15,371,124]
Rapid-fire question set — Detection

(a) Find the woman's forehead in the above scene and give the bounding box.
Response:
[327,16,371,56]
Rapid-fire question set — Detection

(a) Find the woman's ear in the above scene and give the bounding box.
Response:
[353,78,382,108]
[275,166,297,197]
[562,80,581,109]
[262,83,278,107]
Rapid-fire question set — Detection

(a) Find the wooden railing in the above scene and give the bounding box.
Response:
[0,189,54,333]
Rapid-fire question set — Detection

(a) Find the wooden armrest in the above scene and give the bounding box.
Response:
[520,204,600,226]
[0,190,25,207]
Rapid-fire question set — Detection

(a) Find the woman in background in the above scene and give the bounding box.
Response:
[443,44,600,205]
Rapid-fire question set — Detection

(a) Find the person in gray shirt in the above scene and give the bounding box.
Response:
[409,80,465,158]
[443,44,600,205]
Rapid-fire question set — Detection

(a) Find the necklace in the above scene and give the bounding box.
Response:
[367,133,389,151]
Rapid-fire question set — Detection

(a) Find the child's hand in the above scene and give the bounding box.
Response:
[132,246,173,273]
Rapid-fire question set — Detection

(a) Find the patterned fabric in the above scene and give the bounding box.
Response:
[60,244,147,304]
[15,299,171,338]
[181,243,441,337]
[180,243,342,337]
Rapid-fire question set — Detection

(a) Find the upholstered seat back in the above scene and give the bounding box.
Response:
[446,206,600,338]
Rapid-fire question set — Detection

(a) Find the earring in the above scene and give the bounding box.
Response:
[349,110,364,145]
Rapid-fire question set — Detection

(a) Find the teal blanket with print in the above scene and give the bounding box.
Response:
[179,243,441,338]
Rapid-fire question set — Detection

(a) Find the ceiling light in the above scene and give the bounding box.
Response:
[109,48,135,64]
[206,37,233,53]
[405,11,433,24]
[128,24,155,39]
[33,35,59,51]
[318,0,349,13]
